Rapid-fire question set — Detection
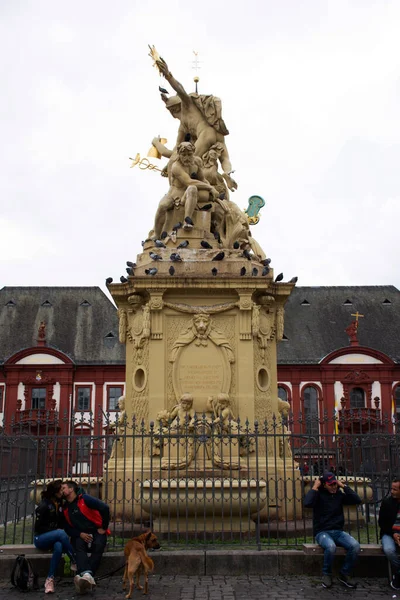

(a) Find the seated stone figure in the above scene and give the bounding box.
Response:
[152,141,218,239]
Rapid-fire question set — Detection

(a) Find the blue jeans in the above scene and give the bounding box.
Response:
[382,535,400,574]
[34,529,76,578]
[315,530,360,575]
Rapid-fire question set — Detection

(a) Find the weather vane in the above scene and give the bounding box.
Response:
[192,50,201,93]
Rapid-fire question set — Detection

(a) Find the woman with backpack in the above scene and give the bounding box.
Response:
[34,479,77,594]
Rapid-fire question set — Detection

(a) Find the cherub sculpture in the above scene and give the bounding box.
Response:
[162,393,196,432]
[209,393,239,432]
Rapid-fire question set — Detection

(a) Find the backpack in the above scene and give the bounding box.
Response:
[10,554,39,592]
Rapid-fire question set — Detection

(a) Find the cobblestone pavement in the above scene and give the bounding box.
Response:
[0,575,397,599]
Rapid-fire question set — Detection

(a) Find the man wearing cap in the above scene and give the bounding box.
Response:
[304,471,362,589]
[378,477,400,590]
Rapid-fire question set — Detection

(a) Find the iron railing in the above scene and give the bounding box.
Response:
[0,410,399,548]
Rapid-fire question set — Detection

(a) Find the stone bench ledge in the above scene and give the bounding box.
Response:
[303,543,384,555]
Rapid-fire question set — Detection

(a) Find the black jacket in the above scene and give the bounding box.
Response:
[378,495,400,538]
[34,499,60,535]
[304,485,361,536]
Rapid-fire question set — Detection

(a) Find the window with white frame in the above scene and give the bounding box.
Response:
[107,386,123,411]
[76,387,91,411]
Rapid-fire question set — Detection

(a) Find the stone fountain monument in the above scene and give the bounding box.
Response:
[105,47,297,532]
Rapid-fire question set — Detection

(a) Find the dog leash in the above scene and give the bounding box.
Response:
[95,562,126,581]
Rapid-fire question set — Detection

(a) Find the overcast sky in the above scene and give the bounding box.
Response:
[1,0,400,299]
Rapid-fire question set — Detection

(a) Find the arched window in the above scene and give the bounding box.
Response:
[278,386,288,403]
[350,387,365,409]
[303,386,319,437]
[394,385,400,422]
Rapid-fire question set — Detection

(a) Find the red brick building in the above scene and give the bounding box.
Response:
[1,284,399,476]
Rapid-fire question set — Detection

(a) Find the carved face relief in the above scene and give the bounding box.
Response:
[193,314,210,338]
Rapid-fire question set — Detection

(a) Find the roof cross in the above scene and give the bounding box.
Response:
[351,311,364,323]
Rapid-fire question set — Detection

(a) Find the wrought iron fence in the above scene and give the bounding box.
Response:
[0,410,399,548]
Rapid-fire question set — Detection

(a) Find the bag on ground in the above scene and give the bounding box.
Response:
[10,554,39,592]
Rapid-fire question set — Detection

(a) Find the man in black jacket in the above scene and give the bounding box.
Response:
[378,478,400,590]
[61,480,110,595]
[304,471,361,589]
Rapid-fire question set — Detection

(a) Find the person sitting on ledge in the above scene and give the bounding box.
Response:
[34,479,77,594]
[378,477,400,590]
[61,480,110,595]
[304,471,361,589]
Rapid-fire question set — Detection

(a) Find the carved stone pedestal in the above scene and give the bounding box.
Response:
[107,234,296,527]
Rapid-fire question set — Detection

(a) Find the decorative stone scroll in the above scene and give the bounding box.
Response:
[237,291,253,340]
[164,301,237,315]
[148,289,165,339]
[253,295,276,360]
[127,303,150,365]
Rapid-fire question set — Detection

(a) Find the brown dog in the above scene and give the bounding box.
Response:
[123,532,160,598]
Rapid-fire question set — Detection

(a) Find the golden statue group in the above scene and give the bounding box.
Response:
[106,47,297,528]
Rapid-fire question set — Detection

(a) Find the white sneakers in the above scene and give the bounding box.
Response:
[74,573,96,594]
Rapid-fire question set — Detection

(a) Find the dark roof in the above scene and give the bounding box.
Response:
[278,285,400,364]
[0,287,125,365]
[1,285,399,367]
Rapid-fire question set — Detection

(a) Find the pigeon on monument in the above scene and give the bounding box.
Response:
[240,267,246,276]
[172,222,182,232]
[289,276,298,284]
[212,252,225,261]
[149,252,163,261]
[262,267,270,276]
[120,276,128,283]
[213,231,222,243]
[126,261,136,268]
[159,85,169,94]
[170,253,182,262]
[105,277,113,285]
[252,268,258,277]
[261,258,272,266]
[199,204,212,211]
[242,249,252,260]
[169,266,175,276]
[126,267,134,276]
[212,268,218,276]
[145,268,158,276]
[160,231,168,239]
[201,240,213,249]
[184,216,194,226]
[177,240,189,249]
[275,273,284,282]
[155,240,166,248]
[233,241,240,249]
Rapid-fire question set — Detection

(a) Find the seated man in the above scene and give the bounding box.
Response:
[61,480,110,595]
[304,471,361,589]
[378,477,400,590]
[152,140,218,239]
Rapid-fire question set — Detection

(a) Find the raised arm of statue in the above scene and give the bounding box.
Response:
[151,137,173,159]
[156,58,190,104]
